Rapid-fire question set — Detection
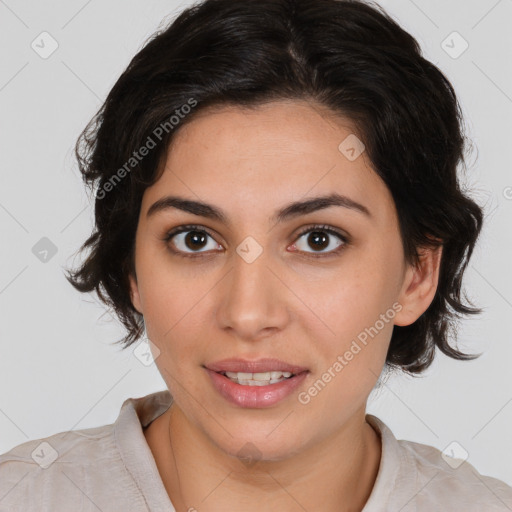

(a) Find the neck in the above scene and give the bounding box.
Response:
[145,404,382,512]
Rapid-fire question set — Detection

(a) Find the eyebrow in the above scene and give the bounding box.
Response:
[146,192,371,226]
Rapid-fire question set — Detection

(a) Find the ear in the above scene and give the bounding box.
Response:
[393,244,443,327]
[129,272,143,314]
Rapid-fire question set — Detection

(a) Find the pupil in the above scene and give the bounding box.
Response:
[186,231,207,250]
[309,231,328,250]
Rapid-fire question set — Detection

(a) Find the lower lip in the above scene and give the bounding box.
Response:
[205,369,309,408]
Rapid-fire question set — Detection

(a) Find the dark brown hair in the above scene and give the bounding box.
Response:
[65,0,484,375]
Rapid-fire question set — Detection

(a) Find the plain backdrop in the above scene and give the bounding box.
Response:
[1,0,511,487]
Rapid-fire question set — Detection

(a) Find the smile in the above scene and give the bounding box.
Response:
[204,363,309,408]
[221,371,294,386]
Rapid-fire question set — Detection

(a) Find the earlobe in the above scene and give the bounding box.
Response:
[129,273,143,314]
[394,244,443,327]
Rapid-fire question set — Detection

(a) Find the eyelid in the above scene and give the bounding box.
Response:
[294,224,349,242]
[162,223,350,258]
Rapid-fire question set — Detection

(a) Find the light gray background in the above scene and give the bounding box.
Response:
[1,0,511,487]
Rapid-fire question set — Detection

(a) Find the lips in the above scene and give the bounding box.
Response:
[204,358,309,408]
[205,358,308,375]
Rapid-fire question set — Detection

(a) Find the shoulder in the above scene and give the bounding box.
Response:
[0,423,139,512]
[0,392,173,511]
[398,437,512,511]
[365,414,512,512]
[1,421,116,464]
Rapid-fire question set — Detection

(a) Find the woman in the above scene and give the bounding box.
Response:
[1,0,511,510]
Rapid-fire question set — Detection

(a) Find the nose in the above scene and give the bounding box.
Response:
[215,247,290,342]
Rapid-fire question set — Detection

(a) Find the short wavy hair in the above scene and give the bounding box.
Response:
[65,0,484,375]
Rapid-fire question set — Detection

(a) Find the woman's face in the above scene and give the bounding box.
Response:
[129,99,432,461]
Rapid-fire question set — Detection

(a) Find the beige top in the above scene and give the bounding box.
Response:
[1,390,511,511]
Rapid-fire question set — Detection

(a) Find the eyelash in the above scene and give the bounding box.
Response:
[162,223,350,259]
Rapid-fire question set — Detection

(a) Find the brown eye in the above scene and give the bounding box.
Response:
[164,225,222,257]
[306,231,330,251]
[163,223,349,260]
[292,225,348,257]
[182,230,209,251]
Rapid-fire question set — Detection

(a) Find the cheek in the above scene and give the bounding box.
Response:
[135,256,191,354]
[296,251,400,387]
[311,257,398,336]
[303,273,396,413]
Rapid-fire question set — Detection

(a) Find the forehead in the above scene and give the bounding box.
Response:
[140,100,395,224]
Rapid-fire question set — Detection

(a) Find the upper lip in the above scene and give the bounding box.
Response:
[205,358,308,374]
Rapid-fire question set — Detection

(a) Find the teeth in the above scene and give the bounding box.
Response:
[234,372,252,380]
[253,372,271,381]
[223,371,294,386]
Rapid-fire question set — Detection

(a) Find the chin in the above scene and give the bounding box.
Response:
[226,439,300,466]
[205,419,310,466]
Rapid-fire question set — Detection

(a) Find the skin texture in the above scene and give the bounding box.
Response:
[129,99,442,512]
